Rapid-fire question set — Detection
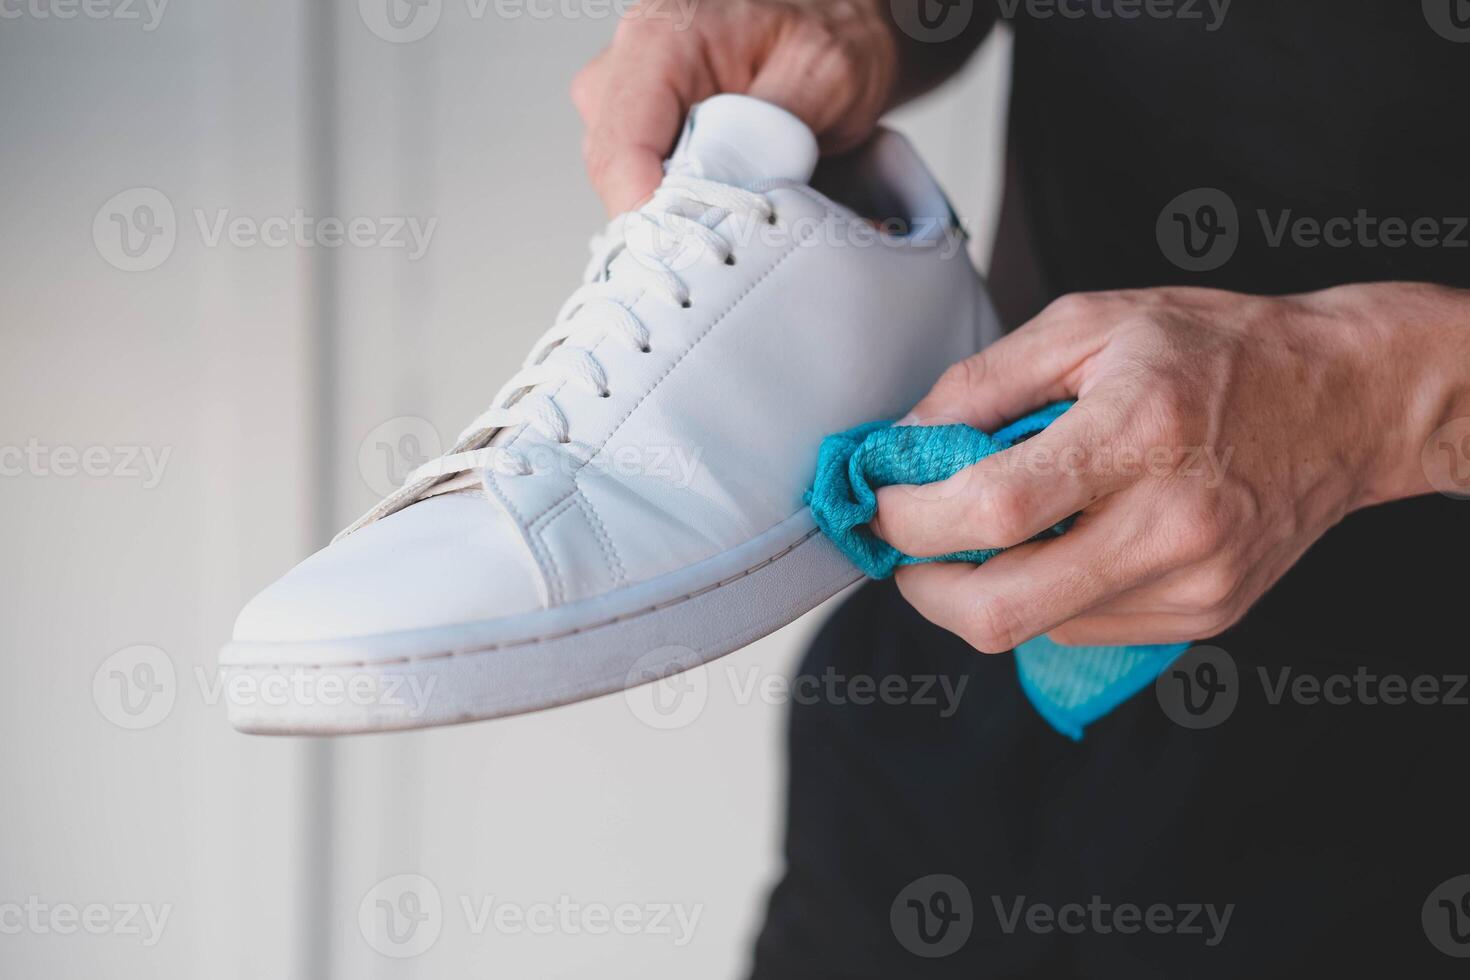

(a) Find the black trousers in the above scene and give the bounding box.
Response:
[749,494,1470,978]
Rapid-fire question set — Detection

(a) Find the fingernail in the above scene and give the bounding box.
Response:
[897,413,920,426]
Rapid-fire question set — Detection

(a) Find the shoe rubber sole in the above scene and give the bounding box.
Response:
[219,510,861,735]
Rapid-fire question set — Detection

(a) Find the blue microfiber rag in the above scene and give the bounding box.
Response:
[806,401,1188,739]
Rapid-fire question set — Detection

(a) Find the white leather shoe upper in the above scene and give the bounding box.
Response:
[234,95,999,644]
[232,492,544,643]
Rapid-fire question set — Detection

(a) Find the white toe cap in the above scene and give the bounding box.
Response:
[232,493,544,644]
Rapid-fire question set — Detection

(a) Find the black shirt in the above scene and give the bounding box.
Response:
[990,0,1470,317]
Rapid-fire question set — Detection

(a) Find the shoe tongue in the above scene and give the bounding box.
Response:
[665,94,818,189]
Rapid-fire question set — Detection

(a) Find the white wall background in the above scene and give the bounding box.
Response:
[0,4,1010,977]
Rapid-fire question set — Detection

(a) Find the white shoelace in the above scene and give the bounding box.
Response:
[340,175,774,538]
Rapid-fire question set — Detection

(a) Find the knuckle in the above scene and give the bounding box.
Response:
[1043,291,1097,321]
[1159,380,1201,431]
[771,25,870,119]
[1162,496,1228,563]
[788,16,840,47]
[820,0,877,25]
[1049,439,1095,480]
[1189,604,1240,639]
[1176,563,1240,613]
[1167,520,1218,567]
[963,595,1024,654]
[808,41,861,88]
[1121,310,1174,343]
[933,355,986,405]
[613,5,664,38]
[569,66,598,115]
[969,482,1033,546]
[1134,381,1195,449]
[581,135,615,181]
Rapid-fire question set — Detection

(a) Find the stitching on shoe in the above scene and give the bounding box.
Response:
[528,490,579,531]
[527,494,581,606]
[483,471,560,607]
[518,237,805,529]
[574,486,624,586]
[227,526,824,671]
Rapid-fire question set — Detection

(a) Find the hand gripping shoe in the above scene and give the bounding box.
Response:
[221,94,1001,733]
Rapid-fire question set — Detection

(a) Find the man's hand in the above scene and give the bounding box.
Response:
[871,284,1470,652]
[571,0,899,215]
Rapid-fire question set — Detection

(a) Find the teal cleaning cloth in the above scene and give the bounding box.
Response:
[806,402,1187,739]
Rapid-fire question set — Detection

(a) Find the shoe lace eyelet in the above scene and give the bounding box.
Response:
[640,344,652,353]
[680,299,691,309]
[766,211,778,226]
[599,390,611,398]
[723,254,735,266]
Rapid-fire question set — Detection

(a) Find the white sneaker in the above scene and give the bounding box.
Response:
[222,94,999,734]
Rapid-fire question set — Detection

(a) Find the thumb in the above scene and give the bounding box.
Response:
[575,46,705,216]
[909,295,1113,431]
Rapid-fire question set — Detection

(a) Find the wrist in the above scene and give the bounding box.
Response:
[1314,282,1470,507]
